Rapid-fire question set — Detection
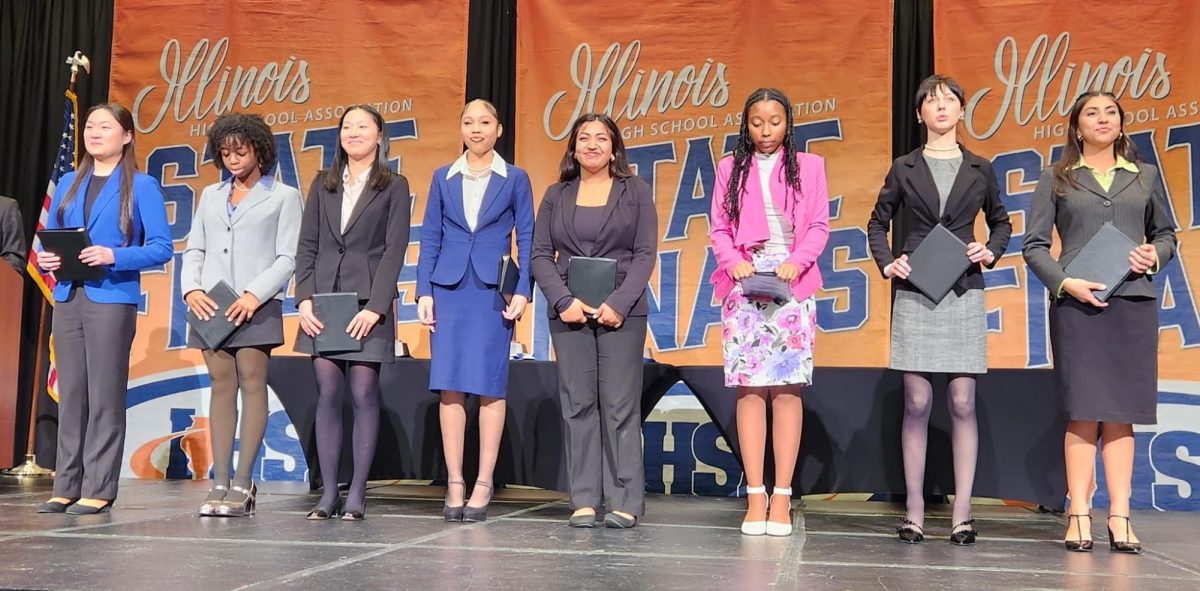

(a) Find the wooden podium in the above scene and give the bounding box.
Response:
[0,263,24,468]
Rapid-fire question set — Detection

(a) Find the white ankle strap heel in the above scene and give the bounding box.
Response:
[766,487,794,536]
[741,486,769,536]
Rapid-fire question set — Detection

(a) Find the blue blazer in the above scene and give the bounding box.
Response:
[417,162,535,298]
[45,167,173,304]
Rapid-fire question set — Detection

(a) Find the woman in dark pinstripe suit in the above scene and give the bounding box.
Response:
[1024,91,1177,554]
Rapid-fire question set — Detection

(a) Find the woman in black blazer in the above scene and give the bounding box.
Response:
[867,75,1011,545]
[293,105,411,520]
[1024,91,1176,554]
[531,113,658,529]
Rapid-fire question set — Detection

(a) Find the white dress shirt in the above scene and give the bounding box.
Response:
[446,151,508,231]
[341,166,372,233]
[755,151,794,251]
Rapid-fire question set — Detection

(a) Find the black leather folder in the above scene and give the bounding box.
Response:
[1063,222,1138,303]
[184,280,240,350]
[905,223,971,304]
[567,256,618,308]
[313,292,364,354]
[498,254,520,305]
[740,272,793,305]
[37,227,105,281]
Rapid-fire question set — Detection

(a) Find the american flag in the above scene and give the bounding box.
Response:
[26,89,78,402]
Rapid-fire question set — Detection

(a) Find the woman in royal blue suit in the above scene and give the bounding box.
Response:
[35,103,173,514]
[417,99,535,522]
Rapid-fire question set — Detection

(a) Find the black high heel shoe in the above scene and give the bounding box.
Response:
[1107,515,1143,554]
[948,519,978,546]
[896,518,924,543]
[443,480,465,522]
[37,498,78,514]
[462,481,493,523]
[1064,513,1094,552]
[65,499,113,515]
[306,496,344,520]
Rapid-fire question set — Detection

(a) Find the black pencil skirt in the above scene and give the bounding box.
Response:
[1049,295,1159,425]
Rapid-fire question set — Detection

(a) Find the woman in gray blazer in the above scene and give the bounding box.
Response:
[1023,91,1177,554]
[293,105,411,521]
[181,114,302,517]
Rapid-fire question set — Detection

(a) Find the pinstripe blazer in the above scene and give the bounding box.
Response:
[1023,164,1177,299]
[181,177,303,303]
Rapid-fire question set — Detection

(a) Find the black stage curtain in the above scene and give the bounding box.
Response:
[892,0,935,157]
[466,0,518,162]
[0,0,114,466]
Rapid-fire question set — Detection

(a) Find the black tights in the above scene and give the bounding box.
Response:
[312,357,381,512]
[901,372,978,527]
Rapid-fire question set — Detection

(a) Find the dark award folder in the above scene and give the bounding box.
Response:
[1063,222,1138,303]
[739,272,792,305]
[184,280,240,350]
[498,254,520,305]
[313,292,364,354]
[567,256,618,308]
[905,223,971,304]
[36,227,105,282]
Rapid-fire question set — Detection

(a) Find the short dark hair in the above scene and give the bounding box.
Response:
[557,113,633,182]
[914,74,965,106]
[205,113,278,174]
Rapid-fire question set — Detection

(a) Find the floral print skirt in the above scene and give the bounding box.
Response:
[720,248,817,388]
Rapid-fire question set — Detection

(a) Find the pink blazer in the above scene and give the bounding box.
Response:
[708,151,831,301]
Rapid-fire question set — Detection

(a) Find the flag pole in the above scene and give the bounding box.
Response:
[3,51,89,479]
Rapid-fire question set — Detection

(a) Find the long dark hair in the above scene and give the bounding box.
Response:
[1052,91,1140,196]
[557,113,634,182]
[205,113,277,174]
[320,104,396,192]
[723,88,802,224]
[57,103,138,244]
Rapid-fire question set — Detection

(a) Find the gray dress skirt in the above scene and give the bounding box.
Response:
[187,299,284,350]
[889,287,987,374]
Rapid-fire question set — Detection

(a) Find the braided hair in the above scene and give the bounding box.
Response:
[722,87,803,224]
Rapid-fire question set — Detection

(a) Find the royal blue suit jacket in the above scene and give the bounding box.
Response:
[45,167,173,304]
[416,162,535,298]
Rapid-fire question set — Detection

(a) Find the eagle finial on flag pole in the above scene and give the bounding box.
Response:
[66,51,90,90]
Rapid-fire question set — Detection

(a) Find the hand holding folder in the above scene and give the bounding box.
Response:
[312,293,365,354]
[184,281,241,350]
[567,256,617,309]
[498,254,520,305]
[903,224,971,303]
[36,228,105,281]
[1063,223,1139,304]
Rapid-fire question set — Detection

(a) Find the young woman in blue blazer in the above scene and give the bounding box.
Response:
[35,103,172,514]
[181,113,303,517]
[417,99,534,522]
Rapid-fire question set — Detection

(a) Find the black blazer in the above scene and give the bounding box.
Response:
[1023,164,1176,299]
[294,173,412,316]
[531,175,658,318]
[0,196,25,272]
[867,146,1012,294]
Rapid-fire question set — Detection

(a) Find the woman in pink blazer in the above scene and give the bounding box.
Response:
[709,88,830,537]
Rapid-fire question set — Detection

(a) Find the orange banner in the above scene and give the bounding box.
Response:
[515,0,894,366]
[935,0,1200,375]
[107,0,468,480]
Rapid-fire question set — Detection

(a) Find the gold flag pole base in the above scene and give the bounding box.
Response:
[2,454,55,478]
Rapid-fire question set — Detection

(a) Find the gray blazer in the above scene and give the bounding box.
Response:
[0,196,25,272]
[1023,163,1177,299]
[181,177,304,303]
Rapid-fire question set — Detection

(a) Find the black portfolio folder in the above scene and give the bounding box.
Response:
[184,280,240,350]
[1063,222,1138,303]
[36,227,105,281]
[498,254,520,305]
[313,292,364,354]
[567,256,618,308]
[905,223,971,304]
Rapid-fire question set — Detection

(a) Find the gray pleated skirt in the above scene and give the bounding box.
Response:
[889,288,987,374]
